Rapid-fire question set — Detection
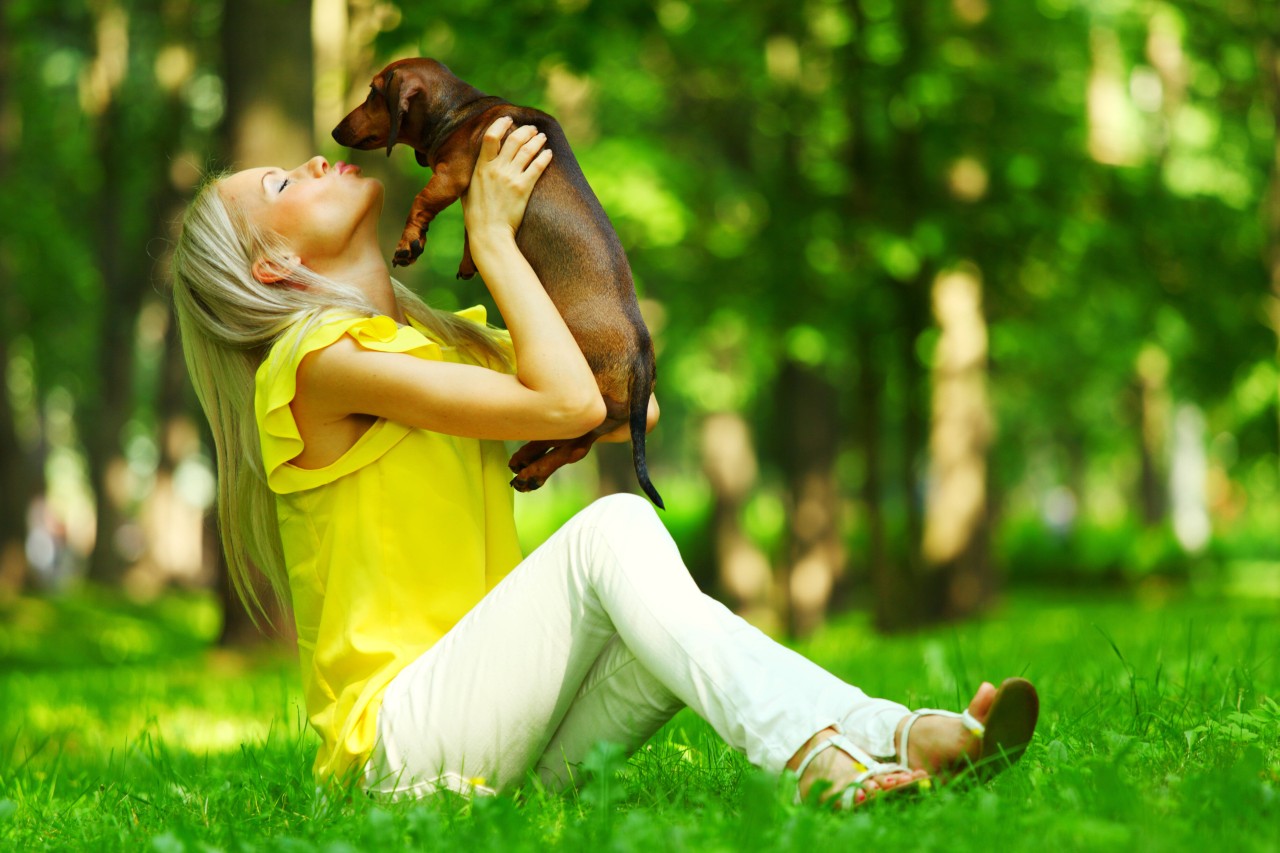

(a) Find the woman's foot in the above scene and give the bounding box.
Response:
[894,681,998,775]
[787,727,929,808]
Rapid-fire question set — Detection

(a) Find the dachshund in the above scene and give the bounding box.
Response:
[332,58,662,508]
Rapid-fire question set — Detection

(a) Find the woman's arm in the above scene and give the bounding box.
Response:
[295,118,607,442]
[463,118,603,427]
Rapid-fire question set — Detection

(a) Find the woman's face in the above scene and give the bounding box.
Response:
[219,156,383,271]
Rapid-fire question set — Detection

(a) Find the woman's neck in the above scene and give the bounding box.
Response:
[311,240,406,324]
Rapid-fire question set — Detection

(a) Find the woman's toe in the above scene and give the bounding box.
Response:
[968,681,998,724]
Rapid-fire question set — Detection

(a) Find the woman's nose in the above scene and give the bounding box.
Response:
[289,156,328,180]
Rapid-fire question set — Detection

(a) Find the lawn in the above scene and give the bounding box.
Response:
[1,586,1277,851]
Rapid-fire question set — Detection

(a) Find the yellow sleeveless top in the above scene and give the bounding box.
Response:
[254,307,523,780]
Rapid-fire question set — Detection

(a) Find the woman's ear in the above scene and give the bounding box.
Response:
[252,256,303,286]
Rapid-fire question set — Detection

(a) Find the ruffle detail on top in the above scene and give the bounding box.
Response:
[255,308,495,495]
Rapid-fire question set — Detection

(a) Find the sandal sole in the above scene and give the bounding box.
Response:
[973,676,1039,781]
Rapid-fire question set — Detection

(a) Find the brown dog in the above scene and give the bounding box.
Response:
[332,58,662,508]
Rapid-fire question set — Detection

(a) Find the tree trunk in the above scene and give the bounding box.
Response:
[847,0,1001,630]
[896,272,929,619]
[595,439,639,500]
[80,1,160,585]
[861,335,909,631]
[213,0,315,644]
[700,412,777,633]
[220,0,316,167]
[1258,5,1280,478]
[871,0,932,631]
[776,360,842,637]
[1135,346,1169,527]
[839,0,902,630]
[0,12,33,596]
[920,266,994,621]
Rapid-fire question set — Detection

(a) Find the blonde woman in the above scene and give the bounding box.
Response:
[170,116,1038,807]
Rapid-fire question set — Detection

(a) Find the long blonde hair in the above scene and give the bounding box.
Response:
[170,171,511,628]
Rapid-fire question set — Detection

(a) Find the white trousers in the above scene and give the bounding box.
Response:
[365,494,910,798]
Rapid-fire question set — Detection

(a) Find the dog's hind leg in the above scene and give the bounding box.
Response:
[457,231,478,279]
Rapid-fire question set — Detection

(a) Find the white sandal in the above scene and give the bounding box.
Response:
[897,707,986,769]
[793,732,929,809]
[897,677,1039,782]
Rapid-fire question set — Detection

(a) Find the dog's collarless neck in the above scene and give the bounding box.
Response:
[426,96,510,164]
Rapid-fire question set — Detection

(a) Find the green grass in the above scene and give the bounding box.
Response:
[2,587,1277,851]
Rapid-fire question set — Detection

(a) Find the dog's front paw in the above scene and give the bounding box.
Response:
[392,237,425,268]
[509,441,552,474]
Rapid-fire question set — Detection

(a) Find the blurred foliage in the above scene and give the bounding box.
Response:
[1,0,1278,614]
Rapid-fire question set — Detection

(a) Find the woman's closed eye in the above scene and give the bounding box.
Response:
[278,177,291,193]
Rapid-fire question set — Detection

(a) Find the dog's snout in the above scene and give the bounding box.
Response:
[332,113,384,151]
[332,111,364,145]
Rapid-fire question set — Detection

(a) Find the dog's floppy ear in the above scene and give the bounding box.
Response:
[383,69,423,158]
[384,70,401,157]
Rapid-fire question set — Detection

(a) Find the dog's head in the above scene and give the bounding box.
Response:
[331,58,465,157]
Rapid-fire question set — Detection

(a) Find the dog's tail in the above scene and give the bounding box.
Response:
[629,350,664,510]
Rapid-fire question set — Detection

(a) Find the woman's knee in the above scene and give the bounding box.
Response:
[567,494,672,567]
[586,493,665,537]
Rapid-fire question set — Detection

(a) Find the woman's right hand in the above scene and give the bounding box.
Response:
[462,116,553,245]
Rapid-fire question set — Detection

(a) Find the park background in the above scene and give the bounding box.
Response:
[1,0,1278,850]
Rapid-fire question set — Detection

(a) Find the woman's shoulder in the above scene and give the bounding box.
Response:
[265,311,436,372]
[260,304,504,386]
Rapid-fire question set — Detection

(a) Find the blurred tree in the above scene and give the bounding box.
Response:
[760,1,849,637]
[220,0,316,167]
[0,6,32,594]
[214,0,315,645]
[922,265,993,618]
[0,2,103,594]
[80,0,197,585]
[702,410,776,630]
[1257,0,1280,467]
[2,0,1275,638]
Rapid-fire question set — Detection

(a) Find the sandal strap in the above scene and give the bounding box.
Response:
[897,708,985,768]
[794,733,910,805]
[837,784,860,810]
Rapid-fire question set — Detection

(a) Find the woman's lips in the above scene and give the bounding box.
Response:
[335,161,361,175]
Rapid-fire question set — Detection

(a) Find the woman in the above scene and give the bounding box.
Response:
[170,116,1038,808]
